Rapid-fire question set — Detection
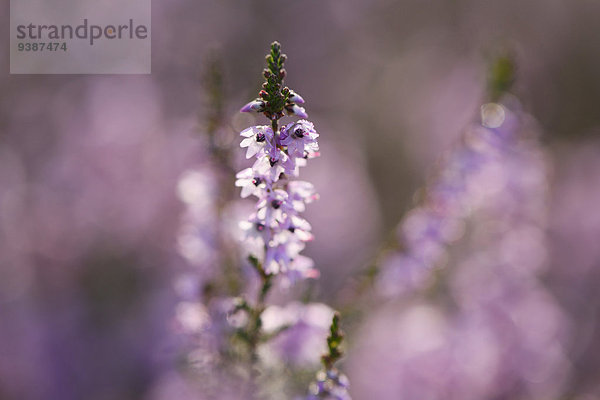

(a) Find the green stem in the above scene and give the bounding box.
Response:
[322,312,344,370]
[246,262,273,364]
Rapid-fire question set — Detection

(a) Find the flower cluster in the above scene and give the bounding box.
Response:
[237,42,320,283]
[307,369,351,400]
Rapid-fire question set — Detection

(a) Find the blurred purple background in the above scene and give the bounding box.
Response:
[2,1,600,399]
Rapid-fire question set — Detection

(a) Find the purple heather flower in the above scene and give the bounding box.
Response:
[263,242,299,274]
[239,213,272,244]
[286,181,318,212]
[287,104,308,118]
[279,214,314,242]
[256,188,288,211]
[288,90,305,104]
[240,99,265,113]
[251,147,296,182]
[240,125,275,159]
[286,255,320,282]
[281,120,320,158]
[235,167,268,198]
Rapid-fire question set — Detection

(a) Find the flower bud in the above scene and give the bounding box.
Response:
[287,104,308,118]
[288,90,305,105]
[240,99,265,113]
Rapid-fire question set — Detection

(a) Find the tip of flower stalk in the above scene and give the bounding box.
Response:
[240,100,265,113]
[487,50,516,101]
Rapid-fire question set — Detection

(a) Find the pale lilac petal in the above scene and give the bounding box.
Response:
[246,143,260,159]
[240,137,254,147]
[241,184,255,198]
[240,126,258,137]
[235,167,253,180]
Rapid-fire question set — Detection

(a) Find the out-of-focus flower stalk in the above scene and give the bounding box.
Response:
[340,53,528,302]
[343,54,568,399]
[172,51,248,397]
[175,50,240,303]
[200,50,243,297]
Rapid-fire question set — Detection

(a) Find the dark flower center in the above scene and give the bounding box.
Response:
[269,157,278,167]
[256,132,266,142]
[252,177,262,186]
[255,223,265,232]
[288,226,296,233]
[271,200,282,209]
[294,127,305,138]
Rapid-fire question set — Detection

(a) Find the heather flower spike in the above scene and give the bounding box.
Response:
[233,42,350,398]
[237,41,319,282]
